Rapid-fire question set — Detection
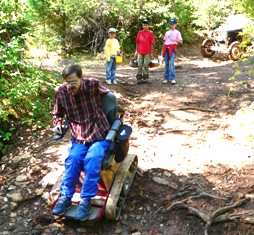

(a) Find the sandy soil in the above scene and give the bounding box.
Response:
[1,46,254,235]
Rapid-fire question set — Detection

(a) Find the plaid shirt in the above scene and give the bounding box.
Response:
[52,78,110,144]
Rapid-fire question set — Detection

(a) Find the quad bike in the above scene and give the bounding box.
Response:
[50,92,138,221]
[201,14,250,61]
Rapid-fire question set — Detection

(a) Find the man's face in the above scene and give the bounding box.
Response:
[64,73,81,93]
[142,23,149,30]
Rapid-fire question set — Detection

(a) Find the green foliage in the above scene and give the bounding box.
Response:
[234,0,254,18]
[193,0,234,31]
[25,0,201,55]
[0,0,61,152]
[1,0,254,154]
[0,37,58,149]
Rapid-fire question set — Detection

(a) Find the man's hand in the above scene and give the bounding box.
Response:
[52,124,62,135]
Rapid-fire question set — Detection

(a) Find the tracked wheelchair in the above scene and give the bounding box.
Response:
[50,92,138,221]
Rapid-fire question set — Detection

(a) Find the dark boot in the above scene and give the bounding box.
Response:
[136,74,143,84]
[142,74,149,83]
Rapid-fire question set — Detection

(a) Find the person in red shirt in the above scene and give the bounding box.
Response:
[51,64,111,221]
[135,19,156,84]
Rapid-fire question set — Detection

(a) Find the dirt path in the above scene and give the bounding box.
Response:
[1,48,254,235]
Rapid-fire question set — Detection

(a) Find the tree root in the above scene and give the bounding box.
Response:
[173,106,215,112]
[162,192,229,213]
[204,197,250,235]
[160,191,251,235]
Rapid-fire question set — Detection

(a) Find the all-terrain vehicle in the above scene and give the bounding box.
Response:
[201,14,250,61]
[50,92,138,221]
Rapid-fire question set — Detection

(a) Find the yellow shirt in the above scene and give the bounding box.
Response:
[105,38,120,62]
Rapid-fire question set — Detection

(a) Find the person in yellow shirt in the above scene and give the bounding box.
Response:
[104,28,120,85]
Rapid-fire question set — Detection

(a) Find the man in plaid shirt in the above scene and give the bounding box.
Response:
[51,64,111,221]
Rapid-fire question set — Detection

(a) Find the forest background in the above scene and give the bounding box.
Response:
[0,0,254,155]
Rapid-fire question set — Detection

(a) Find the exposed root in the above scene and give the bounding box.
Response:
[173,106,215,112]
[161,192,251,235]
[162,192,229,213]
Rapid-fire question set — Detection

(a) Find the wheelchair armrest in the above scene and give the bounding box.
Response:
[105,118,122,142]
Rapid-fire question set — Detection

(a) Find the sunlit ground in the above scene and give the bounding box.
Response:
[129,102,254,176]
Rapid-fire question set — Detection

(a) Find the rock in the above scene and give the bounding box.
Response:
[35,188,44,196]
[152,176,169,185]
[6,192,23,202]
[10,202,17,210]
[16,175,29,182]
[136,215,142,220]
[163,171,171,177]
[76,227,87,233]
[10,213,17,218]
[120,220,129,226]
[114,228,123,234]
[12,154,30,163]
[1,204,8,210]
[39,171,63,188]
[29,165,42,174]
[122,213,128,220]
[1,231,10,235]
[168,182,179,189]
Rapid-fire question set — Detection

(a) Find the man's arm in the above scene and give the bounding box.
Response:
[52,91,66,133]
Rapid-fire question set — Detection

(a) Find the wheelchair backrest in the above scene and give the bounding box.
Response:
[101,92,117,126]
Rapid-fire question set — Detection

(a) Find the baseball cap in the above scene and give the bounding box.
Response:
[108,28,117,33]
[170,19,177,25]
[142,19,149,24]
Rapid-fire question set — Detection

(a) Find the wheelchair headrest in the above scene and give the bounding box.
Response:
[101,92,117,126]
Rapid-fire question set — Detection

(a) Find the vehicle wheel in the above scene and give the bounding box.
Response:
[201,39,215,57]
[120,175,131,196]
[228,41,241,61]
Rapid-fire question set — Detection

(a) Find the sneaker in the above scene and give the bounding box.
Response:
[52,195,72,216]
[171,80,176,84]
[106,80,111,85]
[143,79,148,83]
[137,79,143,84]
[112,80,118,84]
[75,199,91,221]
[162,80,168,84]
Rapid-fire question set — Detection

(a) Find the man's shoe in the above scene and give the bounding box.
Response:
[52,195,72,216]
[137,79,143,84]
[112,80,118,84]
[106,80,112,85]
[143,79,148,83]
[75,199,91,221]
[171,80,176,84]
[162,80,168,84]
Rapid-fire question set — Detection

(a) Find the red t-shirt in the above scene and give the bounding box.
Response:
[136,30,156,54]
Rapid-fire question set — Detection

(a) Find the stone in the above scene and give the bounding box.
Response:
[152,176,169,185]
[6,192,23,202]
[163,171,171,177]
[12,154,30,163]
[16,175,29,182]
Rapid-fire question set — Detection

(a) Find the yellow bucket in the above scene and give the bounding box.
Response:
[115,56,122,64]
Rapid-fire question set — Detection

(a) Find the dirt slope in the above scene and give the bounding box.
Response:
[1,47,254,235]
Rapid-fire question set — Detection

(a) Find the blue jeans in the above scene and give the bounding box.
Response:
[106,56,116,81]
[60,139,110,200]
[164,49,176,80]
